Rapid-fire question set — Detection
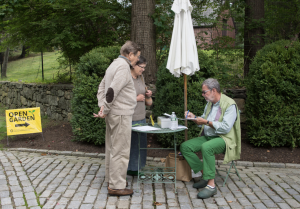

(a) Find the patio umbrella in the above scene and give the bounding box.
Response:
[166,0,200,140]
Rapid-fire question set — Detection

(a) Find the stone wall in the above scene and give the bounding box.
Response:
[0,81,247,127]
[0,81,73,121]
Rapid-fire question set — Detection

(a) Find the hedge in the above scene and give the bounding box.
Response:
[246,40,300,147]
[71,46,120,145]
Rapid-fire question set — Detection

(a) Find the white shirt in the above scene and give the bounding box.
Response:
[199,101,237,136]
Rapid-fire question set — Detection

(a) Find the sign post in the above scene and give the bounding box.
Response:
[5,107,43,145]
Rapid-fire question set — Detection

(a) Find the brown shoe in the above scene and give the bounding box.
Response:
[108,181,128,187]
[108,187,133,196]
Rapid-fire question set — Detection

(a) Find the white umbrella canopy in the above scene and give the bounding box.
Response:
[166,0,200,77]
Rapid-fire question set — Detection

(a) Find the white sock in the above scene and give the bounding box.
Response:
[192,170,202,178]
[207,185,215,189]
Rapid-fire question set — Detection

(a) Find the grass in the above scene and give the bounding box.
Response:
[0,51,68,84]
[0,104,9,149]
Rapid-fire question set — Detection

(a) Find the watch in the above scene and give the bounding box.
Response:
[207,120,209,125]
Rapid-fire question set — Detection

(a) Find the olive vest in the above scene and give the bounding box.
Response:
[199,93,241,164]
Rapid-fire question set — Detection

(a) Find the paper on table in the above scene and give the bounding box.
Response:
[169,125,188,130]
[131,126,161,131]
[178,118,197,121]
[163,113,172,117]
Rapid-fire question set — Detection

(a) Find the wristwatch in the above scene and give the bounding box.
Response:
[207,120,209,125]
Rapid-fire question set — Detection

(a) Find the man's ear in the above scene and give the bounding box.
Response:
[129,52,135,58]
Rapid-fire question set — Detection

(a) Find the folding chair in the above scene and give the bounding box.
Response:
[216,161,241,187]
[215,110,242,186]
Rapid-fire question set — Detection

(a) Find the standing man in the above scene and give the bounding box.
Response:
[94,41,141,196]
[181,78,241,199]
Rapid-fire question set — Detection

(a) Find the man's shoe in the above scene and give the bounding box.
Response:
[108,181,128,187]
[197,186,217,199]
[193,179,208,188]
[108,187,133,196]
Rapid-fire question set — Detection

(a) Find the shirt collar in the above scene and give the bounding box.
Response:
[118,55,133,68]
[213,100,220,107]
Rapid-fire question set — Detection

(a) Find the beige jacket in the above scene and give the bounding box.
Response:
[97,57,137,116]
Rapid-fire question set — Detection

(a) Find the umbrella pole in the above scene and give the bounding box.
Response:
[184,74,188,141]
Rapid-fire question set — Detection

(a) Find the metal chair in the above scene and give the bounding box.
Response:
[216,110,242,186]
[216,161,241,187]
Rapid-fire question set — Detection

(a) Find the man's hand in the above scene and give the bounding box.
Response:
[195,117,207,125]
[145,90,152,98]
[185,111,195,119]
[93,106,107,118]
[184,111,207,125]
[137,94,145,102]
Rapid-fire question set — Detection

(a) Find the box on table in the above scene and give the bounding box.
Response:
[157,116,171,128]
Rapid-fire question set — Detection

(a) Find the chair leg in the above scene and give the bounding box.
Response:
[232,161,242,181]
[222,161,233,187]
[216,161,241,187]
[216,166,222,177]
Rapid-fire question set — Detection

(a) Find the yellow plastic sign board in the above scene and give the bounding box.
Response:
[150,115,155,126]
[6,107,42,136]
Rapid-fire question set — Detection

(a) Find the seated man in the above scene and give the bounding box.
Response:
[181,78,241,199]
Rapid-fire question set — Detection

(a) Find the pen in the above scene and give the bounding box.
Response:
[186,110,189,119]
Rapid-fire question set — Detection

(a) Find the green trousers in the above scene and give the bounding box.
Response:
[180,136,226,180]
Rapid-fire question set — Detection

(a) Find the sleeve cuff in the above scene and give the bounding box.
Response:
[103,109,110,115]
[98,103,104,109]
[212,121,220,130]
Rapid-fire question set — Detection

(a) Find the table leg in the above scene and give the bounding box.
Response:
[174,133,177,193]
[136,132,141,193]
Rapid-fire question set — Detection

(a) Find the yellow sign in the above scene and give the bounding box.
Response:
[150,115,155,126]
[6,107,42,136]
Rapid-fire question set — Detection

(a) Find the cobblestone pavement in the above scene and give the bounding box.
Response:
[1,150,300,209]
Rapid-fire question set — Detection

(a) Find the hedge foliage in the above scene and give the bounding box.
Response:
[246,40,300,147]
[71,46,120,145]
[153,50,231,147]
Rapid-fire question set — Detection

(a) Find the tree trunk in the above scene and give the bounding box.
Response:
[19,45,30,58]
[131,0,157,84]
[244,0,264,77]
[1,47,9,78]
[0,52,3,69]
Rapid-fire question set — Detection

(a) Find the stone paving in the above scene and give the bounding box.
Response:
[1,150,300,209]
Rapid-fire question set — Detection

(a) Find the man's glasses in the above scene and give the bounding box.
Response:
[202,90,210,95]
[138,65,146,69]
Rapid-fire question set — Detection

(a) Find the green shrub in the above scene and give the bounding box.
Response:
[246,40,300,147]
[197,49,244,88]
[153,50,231,147]
[71,46,120,145]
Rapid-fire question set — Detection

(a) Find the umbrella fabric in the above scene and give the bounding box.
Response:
[167,0,200,77]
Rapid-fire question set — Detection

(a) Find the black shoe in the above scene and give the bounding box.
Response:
[127,170,138,176]
[193,179,208,189]
[197,186,217,199]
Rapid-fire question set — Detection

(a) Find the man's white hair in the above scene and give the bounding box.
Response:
[202,78,221,93]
